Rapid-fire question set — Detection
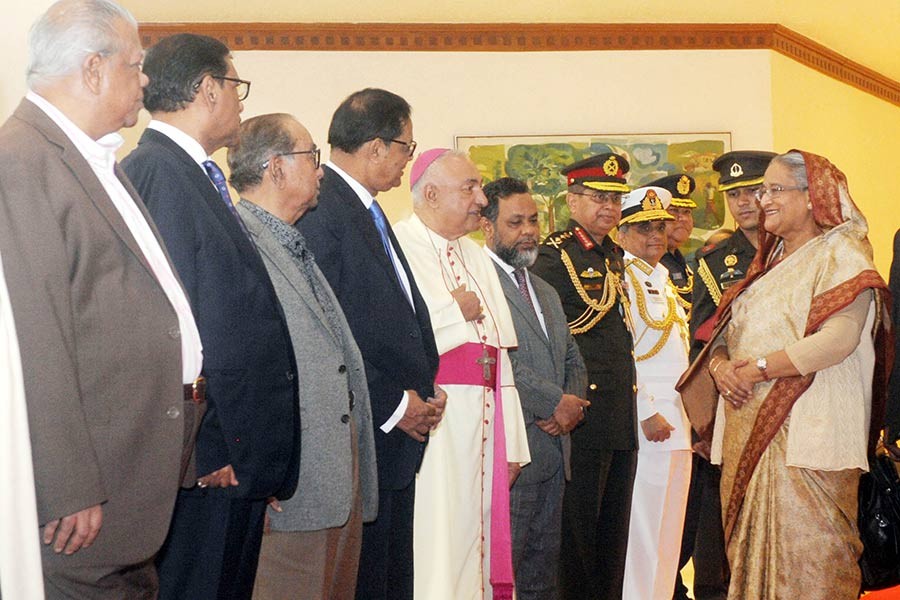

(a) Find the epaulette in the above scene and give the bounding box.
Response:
[572,227,595,250]
[544,230,573,249]
[695,235,730,259]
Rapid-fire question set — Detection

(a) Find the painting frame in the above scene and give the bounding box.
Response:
[455,132,732,253]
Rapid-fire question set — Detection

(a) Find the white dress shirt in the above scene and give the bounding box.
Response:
[27,93,203,383]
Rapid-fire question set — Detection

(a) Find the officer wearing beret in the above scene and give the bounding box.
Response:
[531,153,637,600]
[673,150,775,600]
[646,173,697,316]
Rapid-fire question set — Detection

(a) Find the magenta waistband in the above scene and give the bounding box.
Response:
[435,342,498,388]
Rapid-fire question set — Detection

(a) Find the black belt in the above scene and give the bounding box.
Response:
[184,376,206,404]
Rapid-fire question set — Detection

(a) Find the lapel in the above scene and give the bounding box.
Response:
[240,203,341,346]
[325,166,417,312]
[16,101,160,282]
[493,260,551,352]
[139,129,265,274]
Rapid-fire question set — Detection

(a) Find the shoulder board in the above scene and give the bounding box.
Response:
[543,230,573,249]
[696,235,732,258]
[572,227,595,250]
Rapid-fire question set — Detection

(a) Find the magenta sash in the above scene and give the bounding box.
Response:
[434,342,514,600]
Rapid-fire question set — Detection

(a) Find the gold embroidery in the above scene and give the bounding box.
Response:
[623,266,689,361]
[697,257,723,306]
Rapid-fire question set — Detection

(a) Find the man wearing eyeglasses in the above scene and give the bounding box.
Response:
[296,88,442,600]
[615,186,692,600]
[123,34,301,600]
[531,153,638,600]
[675,150,776,600]
[224,113,378,599]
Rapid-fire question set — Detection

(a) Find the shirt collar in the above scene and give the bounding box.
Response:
[326,160,374,209]
[26,91,123,173]
[147,120,209,167]
[484,246,516,276]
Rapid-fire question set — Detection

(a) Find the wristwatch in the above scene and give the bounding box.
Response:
[756,357,769,381]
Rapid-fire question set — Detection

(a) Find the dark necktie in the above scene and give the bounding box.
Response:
[203,159,251,239]
[514,268,537,317]
[368,200,413,308]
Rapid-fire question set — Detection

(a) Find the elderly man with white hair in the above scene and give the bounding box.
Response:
[616,186,693,600]
[0,0,203,597]
[393,149,530,600]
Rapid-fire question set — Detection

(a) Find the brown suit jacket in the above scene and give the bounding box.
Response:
[0,100,185,569]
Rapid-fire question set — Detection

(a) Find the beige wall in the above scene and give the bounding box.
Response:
[122,48,774,224]
[1,0,54,118]
[771,53,900,274]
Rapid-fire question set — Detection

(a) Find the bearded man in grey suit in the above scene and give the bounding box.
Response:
[227,113,379,600]
[481,177,589,600]
[0,1,203,597]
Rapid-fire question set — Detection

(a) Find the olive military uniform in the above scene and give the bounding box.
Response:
[532,220,637,600]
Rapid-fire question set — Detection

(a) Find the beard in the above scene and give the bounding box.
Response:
[495,240,539,270]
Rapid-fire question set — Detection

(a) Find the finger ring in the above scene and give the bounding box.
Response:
[197,479,208,488]
[725,390,732,397]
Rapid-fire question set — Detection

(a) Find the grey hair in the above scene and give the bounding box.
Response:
[410,149,469,206]
[771,151,809,189]
[27,0,136,88]
[227,114,297,194]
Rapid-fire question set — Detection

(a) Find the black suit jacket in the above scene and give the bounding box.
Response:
[122,129,300,500]
[297,165,439,490]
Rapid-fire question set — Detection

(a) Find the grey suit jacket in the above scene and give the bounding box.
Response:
[492,258,588,485]
[0,100,185,567]
[238,201,378,529]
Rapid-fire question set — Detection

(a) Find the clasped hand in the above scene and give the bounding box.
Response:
[397,386,447,442]
[710,357,755,408]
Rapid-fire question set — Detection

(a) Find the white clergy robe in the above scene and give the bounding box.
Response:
[620,252,692,600]
[0,252,44,599]
[394,213,530,600]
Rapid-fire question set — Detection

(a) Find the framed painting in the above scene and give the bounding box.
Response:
[456,132,732,254]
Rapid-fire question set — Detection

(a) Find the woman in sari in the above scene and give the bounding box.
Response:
[704,150,890,599]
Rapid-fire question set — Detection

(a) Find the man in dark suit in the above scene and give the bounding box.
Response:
[0,1,203,597]
[296,88,443,600]
[122,34,300,599]
[884,229,900,455]
[531,153,638,600]
[481,177,589,600]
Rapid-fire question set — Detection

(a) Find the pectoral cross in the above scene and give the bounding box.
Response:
[476,346,496,381]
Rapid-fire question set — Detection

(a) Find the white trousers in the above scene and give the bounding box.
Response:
[623,449,692,600]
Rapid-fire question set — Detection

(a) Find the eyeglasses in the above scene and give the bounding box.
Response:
[211,76,251,101]
[753,185,808,202]
[570,190,623,206]
[632,221,668,235]
[384,138,417,157]
[261,147,321,170]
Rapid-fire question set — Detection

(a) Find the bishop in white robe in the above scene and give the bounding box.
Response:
[394,149,530,600]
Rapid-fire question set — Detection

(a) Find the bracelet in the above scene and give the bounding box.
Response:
[710,358,723,375]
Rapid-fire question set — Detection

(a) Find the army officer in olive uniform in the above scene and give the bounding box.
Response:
[531,153,637,600]
[673,150,775,600]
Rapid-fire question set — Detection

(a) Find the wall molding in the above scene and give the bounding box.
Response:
[138,22,900,108]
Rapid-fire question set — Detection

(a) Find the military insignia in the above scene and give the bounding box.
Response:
[603,156,619,177]
[724,254,738,268]
[730,162,744,178]
[641,189,662,211]
[545,230,572,249]
[676,175,691,196]
[573,227,595,250]
[580,268,603,279]
[583,283,604,290]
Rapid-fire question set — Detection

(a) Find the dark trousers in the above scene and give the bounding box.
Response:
[156,491,267,600]
[355,480,415,600]
[560,448,637,600]
[673,455,728,600]
[510,467,565,600]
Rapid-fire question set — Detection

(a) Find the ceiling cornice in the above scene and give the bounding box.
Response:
[138,22,900,108]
